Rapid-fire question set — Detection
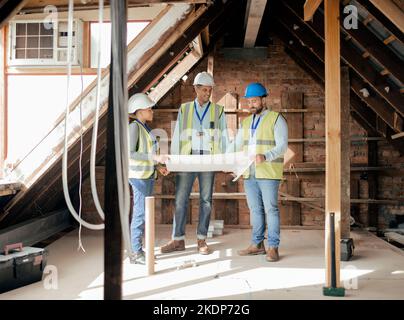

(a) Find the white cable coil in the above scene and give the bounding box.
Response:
[90,0,106,221]
[62,0,104,230]
[62,0,133,257]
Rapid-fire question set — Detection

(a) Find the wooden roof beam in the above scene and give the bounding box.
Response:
[339,4,404,84]
[368,0,404,34]
[304,0,323,21]
[274,21,388,138]
[0,0,238,227]
[0,0,28,29]
[283,0,404,118]
[357,0,404,44]
[243,0,267,47]
[391,132,404,139]
[276,4,403,132]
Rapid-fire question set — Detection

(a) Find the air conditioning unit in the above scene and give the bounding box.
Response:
[8,19,83,66]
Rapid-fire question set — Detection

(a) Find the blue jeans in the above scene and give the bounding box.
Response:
[173,172,215,240]
[244,176,281,247]
[129,177,155,253]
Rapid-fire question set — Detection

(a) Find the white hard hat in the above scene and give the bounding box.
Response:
[128,93,155,114]
[193,71,215,86]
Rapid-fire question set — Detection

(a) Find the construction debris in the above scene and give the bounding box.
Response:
[207,220,224,238]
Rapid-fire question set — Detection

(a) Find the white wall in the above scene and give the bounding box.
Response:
[6,75,96,164]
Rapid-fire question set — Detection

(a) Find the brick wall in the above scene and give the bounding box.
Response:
[376,142,404,229]
[79,36,403,230]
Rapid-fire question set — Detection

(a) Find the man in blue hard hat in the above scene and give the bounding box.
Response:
[228,82,288,262]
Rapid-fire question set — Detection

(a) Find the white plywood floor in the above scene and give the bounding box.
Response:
[1,225,404,300]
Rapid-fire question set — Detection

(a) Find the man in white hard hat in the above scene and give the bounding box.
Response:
[160,71,229,255]
[128,93,169,264]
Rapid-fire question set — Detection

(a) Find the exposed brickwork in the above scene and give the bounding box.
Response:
[79,37,402,230]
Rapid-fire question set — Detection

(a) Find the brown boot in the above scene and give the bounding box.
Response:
[266,247,279,262]
[197,239,210,255]
[160,240,185,253]
[237,241,266,256]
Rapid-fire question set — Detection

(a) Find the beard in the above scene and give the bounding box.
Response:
[250,106,264,114]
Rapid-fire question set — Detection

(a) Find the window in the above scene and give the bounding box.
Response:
[90,21,149,68]
[14,22,54,60]
[9,20,82,66]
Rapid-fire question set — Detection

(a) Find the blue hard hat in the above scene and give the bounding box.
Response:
[243,83,268,98]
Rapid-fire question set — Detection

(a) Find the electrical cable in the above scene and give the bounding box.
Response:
[89,0,106,221]
[62,0,104,230]
[77,58,86,252]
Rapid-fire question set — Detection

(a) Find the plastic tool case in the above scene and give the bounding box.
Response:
[0,243,48,294]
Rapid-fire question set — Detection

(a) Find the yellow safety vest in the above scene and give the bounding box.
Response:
[129,121,156,179]
[242,111,284,179]
[178,101,224,155]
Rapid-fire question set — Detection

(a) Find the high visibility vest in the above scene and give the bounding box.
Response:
[242,111,284,179]
[178,101,224,155]
[129,121,156,179]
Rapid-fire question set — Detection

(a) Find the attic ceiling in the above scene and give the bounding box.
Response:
[0,0,403,227]
[265,0,404,152]
[21,0,208,11]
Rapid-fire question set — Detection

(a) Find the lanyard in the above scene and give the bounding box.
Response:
[134,119,157,145]
[134,119,151,134]
[250,114,261,137]
[194,101,211,126]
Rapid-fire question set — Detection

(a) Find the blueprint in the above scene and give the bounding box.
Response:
[166,151,254,181]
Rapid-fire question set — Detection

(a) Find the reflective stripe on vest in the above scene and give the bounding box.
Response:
[242,111,284,179]
[179,101,223,155]
[129,122,156,179]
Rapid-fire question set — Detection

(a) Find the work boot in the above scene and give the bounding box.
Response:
[266,247,279,262]
[197,239,210,255]
[129,251,145,265]
[237,241,266,256]
[160,240,185,253]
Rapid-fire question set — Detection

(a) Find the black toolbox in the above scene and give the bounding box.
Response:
[0,243,48,294]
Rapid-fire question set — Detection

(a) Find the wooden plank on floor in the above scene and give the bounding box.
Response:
[385,232,404,245]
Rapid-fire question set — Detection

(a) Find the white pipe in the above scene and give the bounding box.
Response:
[89,0,106,221]
[62,0,104,230]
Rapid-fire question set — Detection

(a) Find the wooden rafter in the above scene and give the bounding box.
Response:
[304,0,323,21]
[283,1,404,120]
[148,37,203,102]
[243,0,267,47]
[0,0,238,227]
[131,0,234,95]
[275,5,403,133]
[368,0,404,33]
[340,5,404,84]
[0,0,28,29]
[357,0,404,44]
[391,132,404,139]
[276,16,404,157]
